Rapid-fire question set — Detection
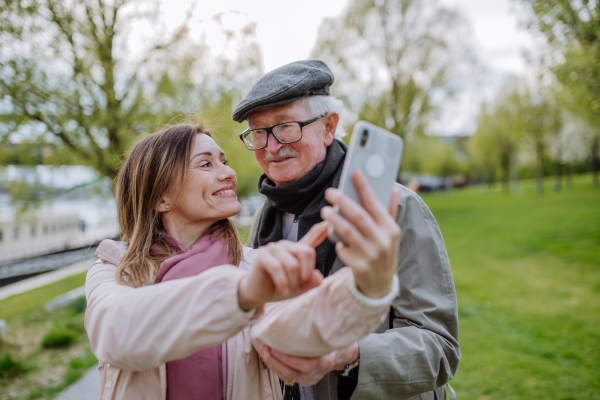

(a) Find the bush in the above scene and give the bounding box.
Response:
[0,353,27,379]
[69,296,87,314]
[65,320,86,335]
[41,329,77,349]
[64,349,97,385]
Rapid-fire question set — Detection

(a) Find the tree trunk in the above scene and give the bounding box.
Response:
[511,151,520,192]
[501,152,510,192]
[553,161,562,192]
[592,136,599,189]
[536,146,544,194]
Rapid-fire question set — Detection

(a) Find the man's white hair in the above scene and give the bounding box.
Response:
[298,96,346,139]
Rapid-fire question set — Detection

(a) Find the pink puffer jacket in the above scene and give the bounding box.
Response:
[85,240,398,400]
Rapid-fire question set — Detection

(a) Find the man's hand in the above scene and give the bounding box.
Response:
[321,170,401,298]
[257,342,359,386]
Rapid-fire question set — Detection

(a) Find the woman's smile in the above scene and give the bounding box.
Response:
[213,186,236,197]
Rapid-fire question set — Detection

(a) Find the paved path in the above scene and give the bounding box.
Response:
[0,259,92,301]
[54,364,100,400]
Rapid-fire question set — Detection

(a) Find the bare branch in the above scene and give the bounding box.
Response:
[121,1,196,99]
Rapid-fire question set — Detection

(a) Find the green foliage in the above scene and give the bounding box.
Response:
[4,175,52,214]
[0,142,82,167]
[469,85,562,191]
[402,132,468,178]
[0,0,263,181]
[68,296,87,314]
[63,349,97,386]
[0,353,27,379]
[523,0,600,124]
[41,329,77,349]
[312,0,473,141]
[521,0,600,186]
[0,294,96,398]
[522,1,600,116]
[424,174,600,399]
[469,94,520,187]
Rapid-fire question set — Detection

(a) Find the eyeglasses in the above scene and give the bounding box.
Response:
[239,114,327,150]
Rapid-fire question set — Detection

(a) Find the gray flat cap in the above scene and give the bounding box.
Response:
[232,60,334,122]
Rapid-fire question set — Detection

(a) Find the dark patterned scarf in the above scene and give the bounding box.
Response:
[254,139,346,278]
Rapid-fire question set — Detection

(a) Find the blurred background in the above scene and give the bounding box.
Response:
[0,0,598,399]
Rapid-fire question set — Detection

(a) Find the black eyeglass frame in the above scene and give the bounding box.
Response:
[239,113,327,151]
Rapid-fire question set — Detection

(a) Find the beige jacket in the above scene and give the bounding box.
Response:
[85,241,398,400]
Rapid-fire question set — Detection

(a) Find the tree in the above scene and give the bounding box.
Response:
[311,0,474,142]
[469,100,520,191]
[518,87,563,194]
[0,1,263,180]
[521,0,600,187]
[469,84,563,193]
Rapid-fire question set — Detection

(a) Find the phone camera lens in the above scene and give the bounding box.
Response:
[360,129,369,147]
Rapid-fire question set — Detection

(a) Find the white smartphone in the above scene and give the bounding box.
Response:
[328,121,404,243]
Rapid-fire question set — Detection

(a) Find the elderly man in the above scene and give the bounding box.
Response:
[233,60,459,400]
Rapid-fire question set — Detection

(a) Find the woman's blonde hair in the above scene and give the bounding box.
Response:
[114,122,243,288]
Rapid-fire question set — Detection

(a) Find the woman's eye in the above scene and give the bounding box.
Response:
[199,162,211,168]
[222,160,228,166]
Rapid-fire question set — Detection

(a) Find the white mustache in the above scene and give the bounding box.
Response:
[263,147,300,162]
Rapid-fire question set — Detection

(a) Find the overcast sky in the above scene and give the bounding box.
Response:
[162,0,539,135]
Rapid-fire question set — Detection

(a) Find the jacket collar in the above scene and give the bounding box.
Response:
[95,239,128,265]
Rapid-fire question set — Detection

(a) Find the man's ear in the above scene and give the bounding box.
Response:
[323,113,339,146]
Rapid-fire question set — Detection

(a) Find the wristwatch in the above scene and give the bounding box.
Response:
[339,358,360,378]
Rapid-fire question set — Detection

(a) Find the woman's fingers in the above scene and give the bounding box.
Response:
[263,241,318,298]
[299,221,329,248]
[267,243,301,291]
[289,270,323,297]
[296,245,316,282]
[257,250,290,296]
[277,241,317,287]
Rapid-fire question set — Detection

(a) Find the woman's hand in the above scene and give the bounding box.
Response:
[238,221,329,311]
[321,171,401,298]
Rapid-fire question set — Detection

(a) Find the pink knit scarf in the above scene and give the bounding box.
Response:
[155,233,231,400]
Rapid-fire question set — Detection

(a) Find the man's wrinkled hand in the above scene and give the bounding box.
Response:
[321,170,401,299]
[257,342,359,387]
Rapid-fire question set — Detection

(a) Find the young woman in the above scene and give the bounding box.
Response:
[85,122,400,400]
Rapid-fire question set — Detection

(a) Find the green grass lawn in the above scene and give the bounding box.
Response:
[421,175,600,400]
